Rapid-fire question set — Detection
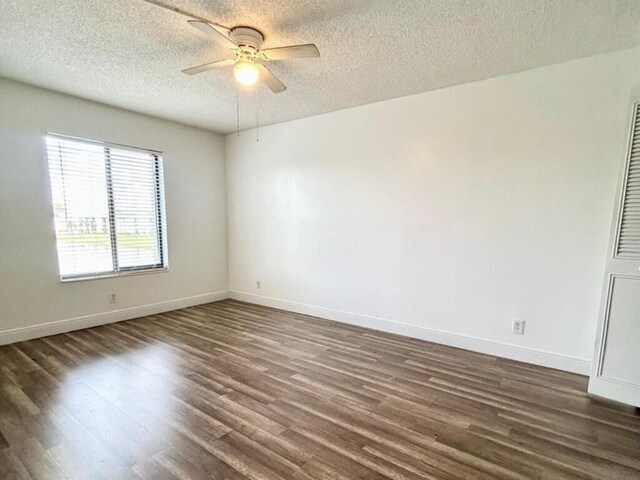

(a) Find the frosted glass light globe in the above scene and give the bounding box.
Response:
[234,61,260,86]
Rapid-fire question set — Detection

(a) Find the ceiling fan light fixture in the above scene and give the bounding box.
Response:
[234,60,260,86]
[183,22,319,93]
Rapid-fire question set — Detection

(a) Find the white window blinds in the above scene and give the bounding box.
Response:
[46,134,167,280]
[616,104,640,258]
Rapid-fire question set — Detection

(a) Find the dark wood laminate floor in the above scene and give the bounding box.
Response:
[0,300,639,480]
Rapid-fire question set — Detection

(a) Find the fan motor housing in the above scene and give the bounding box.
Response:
[230,27,264,51]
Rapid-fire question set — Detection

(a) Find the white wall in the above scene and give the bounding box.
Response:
[0,79,228,342]
[226,47,640,374]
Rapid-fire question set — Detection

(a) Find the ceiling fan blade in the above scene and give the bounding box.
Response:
[257,64,287,93]
[261,44,319,60]
[182,58,235,75]
[187,20,237,49]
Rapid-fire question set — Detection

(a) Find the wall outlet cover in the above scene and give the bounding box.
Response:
[512,319,525,335]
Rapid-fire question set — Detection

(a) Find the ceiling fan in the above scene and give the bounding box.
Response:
[182,21,320,93]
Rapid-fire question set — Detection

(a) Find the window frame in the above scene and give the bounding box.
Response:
[45,133,169,282]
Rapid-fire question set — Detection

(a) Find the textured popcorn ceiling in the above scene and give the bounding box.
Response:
[1,0,640,133]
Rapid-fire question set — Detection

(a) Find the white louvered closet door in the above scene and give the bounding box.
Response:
[589,103,640,407]
[616,105,640,258]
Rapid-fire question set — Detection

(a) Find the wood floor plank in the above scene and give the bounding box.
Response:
[0,299,639,479]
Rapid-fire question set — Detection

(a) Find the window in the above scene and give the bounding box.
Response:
[46,134,167,280]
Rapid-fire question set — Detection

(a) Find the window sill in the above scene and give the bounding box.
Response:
[60,267,168,283]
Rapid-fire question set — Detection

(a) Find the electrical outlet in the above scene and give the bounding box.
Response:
[512,319,525,335]
[109,293,117,304]
[256,281,261,289]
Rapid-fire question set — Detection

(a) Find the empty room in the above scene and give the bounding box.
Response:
[1,0,640,478]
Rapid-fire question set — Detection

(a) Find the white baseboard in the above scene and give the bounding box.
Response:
[229,290,591,375]
[0,290,230,346]
[3,289,591,376]
[588,376,640,408]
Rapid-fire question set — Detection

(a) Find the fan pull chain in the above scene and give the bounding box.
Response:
[236,84,240,136]
[255,87,259,142]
